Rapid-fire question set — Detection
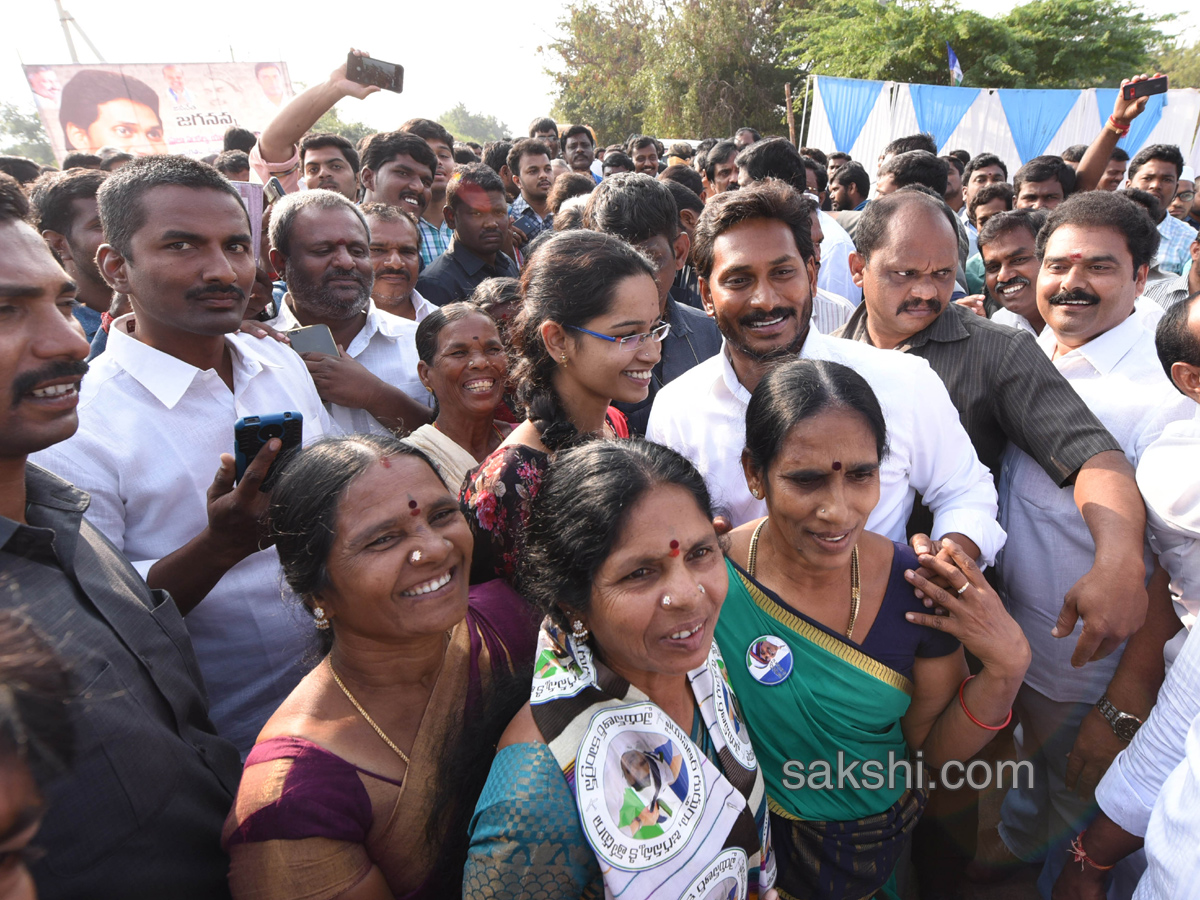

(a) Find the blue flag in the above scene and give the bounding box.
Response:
[947,43,964,86]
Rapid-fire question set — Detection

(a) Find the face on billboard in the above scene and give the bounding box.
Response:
[64,98,167,155]
[29,70,62,103]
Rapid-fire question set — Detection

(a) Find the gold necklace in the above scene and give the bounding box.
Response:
[747,518,861,640]
[327,658,410,765]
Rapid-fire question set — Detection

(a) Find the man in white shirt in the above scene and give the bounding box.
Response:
[362,203,438,322]
[265,191,432,436]
[30,156,338,756]
[646,179,1005,564]
[994,191,1194,897]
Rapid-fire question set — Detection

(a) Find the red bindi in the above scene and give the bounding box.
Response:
[408,500,420,517]
[832,461,842,471]
[1069,251,1083,261]
[669,539,680,557]
[380,457,391,468]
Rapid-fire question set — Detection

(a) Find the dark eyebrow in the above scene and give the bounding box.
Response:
[0,281,76,299]
[160,230,205,243]
[1045,253,1120,265]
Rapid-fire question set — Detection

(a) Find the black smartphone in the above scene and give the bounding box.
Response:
[1123,76,1168,101]
[234,412,303,490]
[287,324,339,356]
[346,52,404,93]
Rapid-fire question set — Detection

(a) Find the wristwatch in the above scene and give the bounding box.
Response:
[1096,695,1143,742]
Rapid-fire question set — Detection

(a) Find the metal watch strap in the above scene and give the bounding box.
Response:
[1096,695,1143,742]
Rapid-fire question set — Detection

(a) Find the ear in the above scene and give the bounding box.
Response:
[680,208,700,236]
[268,248,287,278]
[64,123,91,153]
[96,243,131,294]
[360,166,376,193]
[1171,361,1200,401]
[849,251,867,288]
[672,230,690,272]
[698,276,717,319]
[741,448,764,501]
[42,230,72,264]
[417,359,433,393]
[540,319,571,363]
[1133,262,1149,297]
[806,257,819,294]
[443,203,457,230]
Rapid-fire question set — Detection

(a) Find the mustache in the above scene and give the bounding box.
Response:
[995,275,1031,293]
[324,268,369,286]
[739,307,796,327]
[1048,288,1101,306]
[378,267,410,278]
[898,298,942,314]
[13,360,89,407]
[184,283,245,303]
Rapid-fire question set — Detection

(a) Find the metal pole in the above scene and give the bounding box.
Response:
[73,16,106,63]
[799,75,812,147]
[785,83,796,145]
[54,0,78,63]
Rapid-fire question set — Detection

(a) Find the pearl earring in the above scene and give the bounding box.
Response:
[313,606,331,631]
[572,619,589,641]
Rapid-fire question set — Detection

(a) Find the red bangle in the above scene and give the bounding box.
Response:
[1108,115,1130,137]
[958,675,1013,731]
[1069,830,1115,872]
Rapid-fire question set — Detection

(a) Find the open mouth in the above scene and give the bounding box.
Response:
[811,530,852,551]
[463,377,496,394]
[401,567,454,597]
[397,193,422,212]
[621,368,653,385]
[23,378,82,410]
[998,280,1029,297]
[663,620,706,650]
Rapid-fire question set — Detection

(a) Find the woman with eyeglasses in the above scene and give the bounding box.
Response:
[460,230,668,585]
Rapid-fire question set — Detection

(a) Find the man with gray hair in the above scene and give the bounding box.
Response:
[265,190,432,435]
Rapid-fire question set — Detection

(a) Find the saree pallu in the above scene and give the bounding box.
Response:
[714,558,925,900]
[529,620,776,900]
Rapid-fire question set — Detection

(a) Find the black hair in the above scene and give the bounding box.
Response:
[668,142,695,160]
[883,133,937,158]
[552,202,586,231]
[1155,292,1200,391]
[1036,190,1160,271]
[359,131,437,182]
[59,70,160,150]
[453,145,477,165]
[445,162,507,211]
[802,156,828,193]
[1121,187,1166,225]
[482,140,513,174]
[528,117,558,138]
[511,230,656,450]
[1129,143,1185,181]
[400,118,455,151]
[1013,155,1075,197]
[300,132,361,175]
[223,126,257,154]
[213,149,250,176]
[661,178,705,231]
[977,207,1046,254]
[968,182,1015,226]
[0,611,75,784]
[659,164,704,197]
[98,152,133,172]
[0,174,29,223]
[940,154,965,176]
[547,171,596,214]
[833,160,871,200]
[602,150,634,173]
[29,167,106,235]
[736,127,762,143]
[799,146,828,167]
[735,137,805,192]
[520,440,716,630]
[97,154,248,259]
[626,134,659,155]
[415,302,499,419]
[506,138,551,176]
[360,201,422,247]
[744,358,888,477]
[466,141,483,153]
[59,153,100,170]
[692,178,815,279]
[964,152,1009,182]
[857,190,955,262]
[829,151,852,166]
[583,172,679,243]
[704,140,738,185]
[949,149,971,167]
[0,156,42,185]
[879,150,948,195]
[561,124,595,147]
[1061,144,1088,164]
[468,276,522,315]
[1111,147,1130,163]
[269,189,369,259]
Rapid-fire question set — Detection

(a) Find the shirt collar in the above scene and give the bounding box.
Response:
[106,313,284,409]
[0,464,90,550]
[1037,307,1147,375]
[449,239,512,277]
[720,327,824,405]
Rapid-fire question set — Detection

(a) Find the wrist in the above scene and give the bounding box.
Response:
[197,526,254,570]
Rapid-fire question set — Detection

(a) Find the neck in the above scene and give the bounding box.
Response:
[132,307,230,375]
[757,518,852,605]
[602,654,694,729]
[75,277,112,314]
[0,457,27,525]
[436,411,500,462]
[726,324,810,394]
[328,628,448,693]
[373,291,415,320]
[863,310,907,350]
[424,194,446,228]
[549,368,612,436]
[523,192,549,218]
[286,295,367,350]
[1024,311,1046,335]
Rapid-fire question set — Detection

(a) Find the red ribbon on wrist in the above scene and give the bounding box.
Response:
[1069,830,1115,872]
[1108,115,1130,137]
[958,675,1013,731]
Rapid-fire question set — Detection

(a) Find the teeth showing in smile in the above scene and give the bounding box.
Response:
[747,316,784,329]
[623,369,652,381]
[669,625,701,640]
[401,570,452,596]
[464,378,495,393]
[1000,284,1025,296]
[31,383,77,398]
[816,533,847,542]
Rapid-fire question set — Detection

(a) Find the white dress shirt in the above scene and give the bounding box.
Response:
[1137,403,1200,665]
[996,312,1193,704]
[410,288,437,323]
[1132,709,1200,899]
[817,210,862,305]
[645,330,1006,562]
[30,315,337,755]
[267,297,432,436]
[990,308,1037,336]
[812,288,856,335]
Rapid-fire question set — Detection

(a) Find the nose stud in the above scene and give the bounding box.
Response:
[409,550,422,564]
[661,595,672,608]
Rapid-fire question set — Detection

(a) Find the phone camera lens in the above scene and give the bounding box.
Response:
[261,425,284,440]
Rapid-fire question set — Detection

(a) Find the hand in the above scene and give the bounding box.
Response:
[904,540,1031,680]
[1054,561,1148,666]
[1051,855,1108,900]
[238,318,289,343]
[955,294,987,318]
[330,48,382,101]
[302,347,385,408]
[910,533,956,599]
[1111,73,1161,127]
[1065,708,1125,799]
[203,442,281,565]
[509,221,529,249]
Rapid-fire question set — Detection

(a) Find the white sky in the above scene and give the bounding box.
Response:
[2,0,1198,139]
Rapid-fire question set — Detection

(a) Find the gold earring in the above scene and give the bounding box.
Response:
[313,606,331,631]
[571,619,589,641]
[560,353,568,365]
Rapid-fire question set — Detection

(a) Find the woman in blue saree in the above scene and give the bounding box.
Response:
[716,359,1031,900]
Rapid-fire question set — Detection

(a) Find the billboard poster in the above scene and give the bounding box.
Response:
[23,62,294,164]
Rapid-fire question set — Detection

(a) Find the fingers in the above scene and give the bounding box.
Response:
[1064,747,1084,792]
[910,533,935,556]
[208,453,237,503]
[905,609,953,631]
[943,539,985,585]
[1088,635,1124,663]
[237,438,281,495]
[712,515,733,536]
[1068,619,1103,670]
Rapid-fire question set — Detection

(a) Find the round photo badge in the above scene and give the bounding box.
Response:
[745,635,793,686]
[574,702,706,872]
[679,847,748,900]
[708,648,757,770]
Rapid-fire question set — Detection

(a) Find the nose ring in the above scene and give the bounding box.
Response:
[409,550,422,564]
[661,595,672,608]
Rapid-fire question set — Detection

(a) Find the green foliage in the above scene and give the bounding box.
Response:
[1155,41,1200,90]
[0,102,55,166]
[437,103,511,144]
[312,106,377,147]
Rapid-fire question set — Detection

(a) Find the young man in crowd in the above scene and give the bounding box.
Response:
[30,156,337,758]
[602,150,634,178]
[961,152,1010,252]
[703,139,739,197]
[400,118,458,266]
[528,117,560,158]
[506,138,555,241]
[563,124,601,183]
[359,131,438,222]
[977,208,1048,335]
[1013,155,1075,210]
[362,202,437,321]
[942,154,966,213]
[829,160,870,212]
[29,167,111,340]
[265,191,432,436]
[0,173,242,899]
[416,163,519,306]
[627,134,662,176]
[298,132,361,201]
[582,173,722,434]
[213,150,250,182]
[962,182,1015,293]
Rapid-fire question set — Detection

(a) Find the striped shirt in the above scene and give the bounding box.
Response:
[812,288,856,334]
[1144,271,1193,310]
[1157,214,1198,276]
[417,218,453,267]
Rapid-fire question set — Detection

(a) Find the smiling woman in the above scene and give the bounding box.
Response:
[222,434,538,900]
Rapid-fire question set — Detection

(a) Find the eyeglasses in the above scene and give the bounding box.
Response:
[1176,191,1196,203]
[568,321,671,350]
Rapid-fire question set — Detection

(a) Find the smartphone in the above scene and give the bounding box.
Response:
[1123,76,1168,101]
[346,52,404,93]
[264,176,286,205]
[234,412,303,490]
[287,324,339,356]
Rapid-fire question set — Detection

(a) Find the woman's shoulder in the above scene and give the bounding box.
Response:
[465,442,549,491]
[496,703,549,751]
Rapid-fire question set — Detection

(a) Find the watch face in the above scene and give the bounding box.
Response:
[1114,715,1140,742]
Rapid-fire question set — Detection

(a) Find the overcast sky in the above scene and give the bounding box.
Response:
[3,0,1198,140]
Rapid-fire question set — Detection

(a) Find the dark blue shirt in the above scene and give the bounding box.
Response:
[415,239,520,307]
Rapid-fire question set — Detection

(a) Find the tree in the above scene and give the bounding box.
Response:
[437,104,511,144]
[312,105,377,147]
[1154,41,1200,90]
[0,103,55,166]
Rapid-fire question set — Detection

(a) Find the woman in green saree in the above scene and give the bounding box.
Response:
[715,358,1030,900]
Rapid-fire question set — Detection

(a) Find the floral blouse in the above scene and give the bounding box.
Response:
[461,444,550,585]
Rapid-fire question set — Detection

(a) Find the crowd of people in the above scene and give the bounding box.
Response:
[0,52,1198,900]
